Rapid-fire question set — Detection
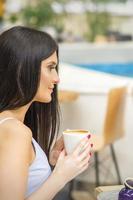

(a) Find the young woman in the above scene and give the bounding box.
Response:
[0,26,92,200]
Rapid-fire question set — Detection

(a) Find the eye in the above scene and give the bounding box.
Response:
[48,65,57,71]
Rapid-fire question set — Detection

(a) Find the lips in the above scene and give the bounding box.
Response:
[49,88,54,92]
[49,86,54,90]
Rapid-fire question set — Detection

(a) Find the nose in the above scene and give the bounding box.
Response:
[53,71,60,84]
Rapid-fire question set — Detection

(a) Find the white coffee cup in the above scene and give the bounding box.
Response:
[63,129,90,154]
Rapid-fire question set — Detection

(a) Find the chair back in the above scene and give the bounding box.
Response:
[103,86,127,145]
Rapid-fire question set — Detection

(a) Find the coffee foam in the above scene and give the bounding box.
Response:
[63,129,88,134]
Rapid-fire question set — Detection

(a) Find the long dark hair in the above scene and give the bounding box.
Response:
[0,26,60,156]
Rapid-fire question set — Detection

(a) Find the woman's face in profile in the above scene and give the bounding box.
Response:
[34,51,59,103]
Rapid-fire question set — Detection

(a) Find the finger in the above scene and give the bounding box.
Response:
[79,145,91,161]
[81,141,92,152]
[80,162,89,174]
[84,143,93,156]
[80,154,91,168]
[75,139,91,156]
[73,137,89,156]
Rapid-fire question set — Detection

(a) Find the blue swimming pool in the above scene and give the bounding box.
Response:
[75,62,133,78]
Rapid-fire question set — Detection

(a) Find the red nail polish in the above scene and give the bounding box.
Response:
[91,143,93,147]
[87,134,91,139]
[89,152,92,156]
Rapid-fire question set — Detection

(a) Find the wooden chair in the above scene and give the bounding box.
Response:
[91,86,127,186]
[69,86,127,199]
[58,90,79,103]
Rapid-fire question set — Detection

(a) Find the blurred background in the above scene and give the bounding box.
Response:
[1,1,133,200]
[1,0,133,43]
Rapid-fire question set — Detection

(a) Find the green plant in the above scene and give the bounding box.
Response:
[86,11,110,41]
[8,13,19,23]
[21,0,55,29]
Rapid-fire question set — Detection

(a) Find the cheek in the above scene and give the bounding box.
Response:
[38,74,51,95]
[35,82,52,103]
[40,69,50,83]
[39,73,47,87]
[34,69,52,102]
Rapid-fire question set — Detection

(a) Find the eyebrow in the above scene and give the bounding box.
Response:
[47,61,57,66]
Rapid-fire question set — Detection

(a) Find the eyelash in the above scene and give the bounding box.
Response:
[49,66,56,71]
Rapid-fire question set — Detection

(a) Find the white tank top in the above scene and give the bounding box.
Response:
[0,117,52,198]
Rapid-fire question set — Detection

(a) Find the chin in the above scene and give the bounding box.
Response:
[45,98,52,103]
[34,93,52,103]
[40,96,52,103]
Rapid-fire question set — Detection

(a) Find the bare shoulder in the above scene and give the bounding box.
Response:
[0,119,33,199]
[0,118,32,169]
[0,119,32,151]
[0,118,32,146]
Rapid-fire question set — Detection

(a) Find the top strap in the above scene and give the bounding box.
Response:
[0,117,16,125]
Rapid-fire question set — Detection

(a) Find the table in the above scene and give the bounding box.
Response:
[95,185,124,200]
[97,190,120,200]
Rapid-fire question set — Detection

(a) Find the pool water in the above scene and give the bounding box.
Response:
[75,62,133,78]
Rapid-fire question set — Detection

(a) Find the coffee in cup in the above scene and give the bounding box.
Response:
[63,129,90,154]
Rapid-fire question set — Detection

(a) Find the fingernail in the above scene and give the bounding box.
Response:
[87,134,91,139]
[91,143,93,148]
[89,152,92,156]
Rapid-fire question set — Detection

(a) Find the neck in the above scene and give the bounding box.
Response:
[0,103,32,122]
